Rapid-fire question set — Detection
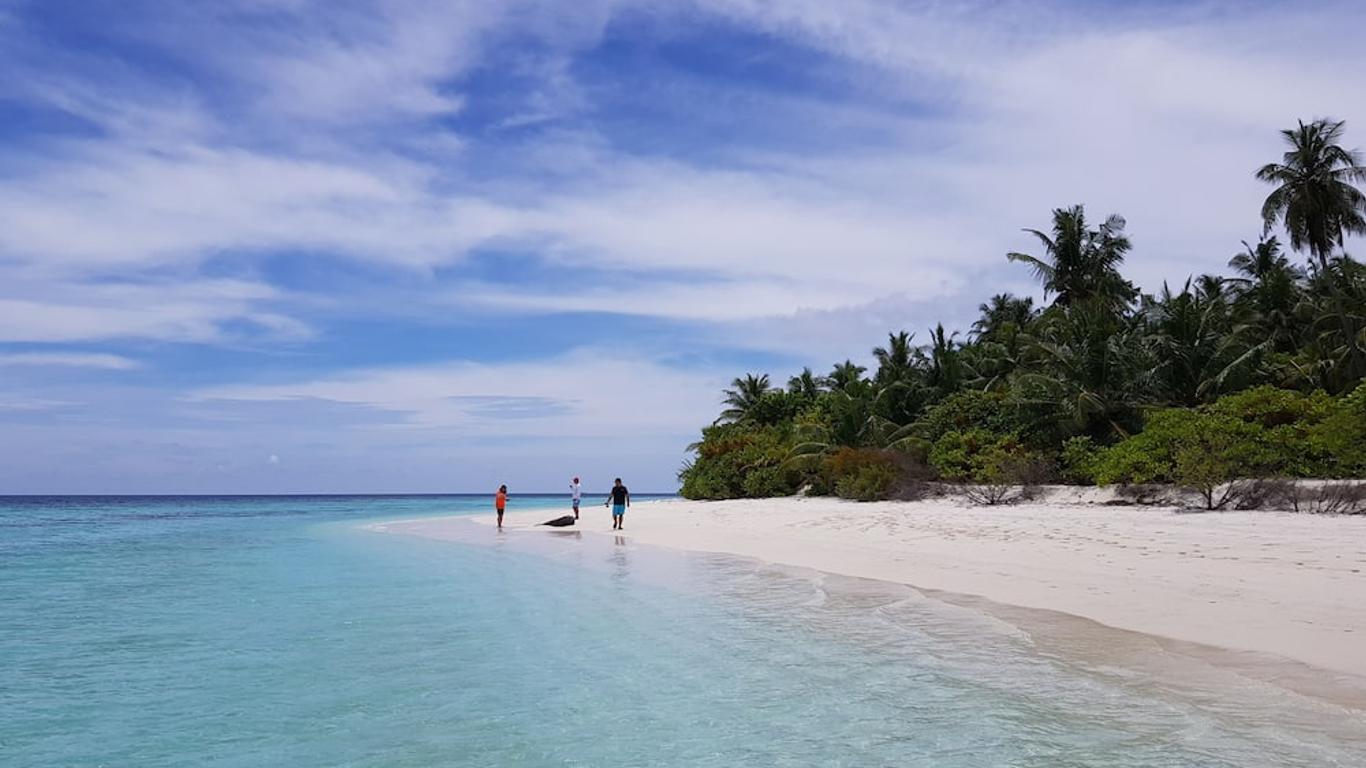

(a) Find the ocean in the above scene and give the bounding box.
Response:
[3,495,1364,766]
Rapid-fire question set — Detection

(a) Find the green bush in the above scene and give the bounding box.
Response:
[1059,436,1101,484]
[834,463,899,501]
[914,391,1020,443]
[741,465,798,498]
[1311,381,1366,477]
[1210,386,1333,476]
[680,423,795,499]
[821,447,901,501]
[1209,385,1331,428]
[930,429,1047,484]
[1171,423,1254,508]
[1092,388,1349,486]
[929,429,991,481]
[1094,409,1274,486]
[1091,410,1178,484]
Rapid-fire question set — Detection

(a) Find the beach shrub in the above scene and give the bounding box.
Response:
[741,465,798,498]
[1310,381,1366,477]
[913,390,1021,443]
[680,423,796,500]
[1092,388,1347,488]
[1173,434,1243,510]
[931,428,1048,504]
[1058,436,1102,484]
[1209,386,1333,476]
[929,429,1037,482]
[960,445,1039,505]
[1094,408,1274,486]
[1209,385,1331,428]
[821,447,901,501]
[834,462,899,502]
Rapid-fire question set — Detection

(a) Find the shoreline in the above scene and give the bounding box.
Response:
[375,496,1366,703]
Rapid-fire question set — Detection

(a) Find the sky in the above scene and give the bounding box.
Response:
[1,0,1363,494]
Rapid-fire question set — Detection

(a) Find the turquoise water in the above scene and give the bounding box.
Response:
[4,495,1365,766]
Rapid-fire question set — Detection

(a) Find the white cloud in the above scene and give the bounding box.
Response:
[193,350,727,438]
[0,394,79,411]
[9,1,1361,349]
[2,2,1365,357]
[0,352,139,369]
[0,279,309,343]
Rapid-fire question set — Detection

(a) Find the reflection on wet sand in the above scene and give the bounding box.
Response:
[609,535,629,579]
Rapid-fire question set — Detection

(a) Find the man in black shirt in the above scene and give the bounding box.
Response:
[605,478,630,530]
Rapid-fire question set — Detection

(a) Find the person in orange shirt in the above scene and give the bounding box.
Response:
[495,484,507,529]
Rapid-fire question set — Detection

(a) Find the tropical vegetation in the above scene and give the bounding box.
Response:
[680,119,1366,506]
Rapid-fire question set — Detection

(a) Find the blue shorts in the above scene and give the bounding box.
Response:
[612,504,626,517]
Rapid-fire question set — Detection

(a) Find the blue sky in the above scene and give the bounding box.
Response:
[1,0,1363,493]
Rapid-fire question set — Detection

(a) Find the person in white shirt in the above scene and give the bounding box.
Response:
[570,476,582,519]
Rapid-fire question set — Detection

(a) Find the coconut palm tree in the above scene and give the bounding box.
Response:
[872,331,917,385]
[718,373,771,423]
[1257,119,1366,268]
[971,294,1035,341]
[1141,280,1263,406]
[1007,205,1137,312]
[1229,236,1294,284]
[1227,236,1304,353]
[1257,118,1366,381]
[825,360,867,393]
[1012,303,1150,441]
[961,333,1025,392]
[1193,274,1228,305]
[923,323,963,396]
[1284,259,1366,392]
[786,367,823,399]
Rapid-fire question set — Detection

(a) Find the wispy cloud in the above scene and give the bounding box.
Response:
[0,352,140,369]
[192,350,726,437]
[0,279,309,343]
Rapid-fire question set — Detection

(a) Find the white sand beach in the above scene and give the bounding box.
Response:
[389,494,1366,685]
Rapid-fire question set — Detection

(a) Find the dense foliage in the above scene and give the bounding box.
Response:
[680,119,1366,502]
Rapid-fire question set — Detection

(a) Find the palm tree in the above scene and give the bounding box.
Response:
[825,360,867,393]
[923,323,963,395]
[1283,259,1366,392]
[971,294,1035,340]
[718,373,771,423]
[1257,119,1366,268]
[1013,303,1150,441]
[961,332,1025,392]
[1141,280,1263,406]
[786,367,823,399]
[1193,274,1227,305]
[1229,236,1293,283]
[1257,118,1366,380]
[1007,205,1137,312]
[1227,236,1304,353]
[872,331,917,385]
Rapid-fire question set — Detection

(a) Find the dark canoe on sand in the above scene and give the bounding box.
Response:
[540,515,576,527]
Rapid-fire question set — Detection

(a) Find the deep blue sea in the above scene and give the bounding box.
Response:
[3,495,1365,767]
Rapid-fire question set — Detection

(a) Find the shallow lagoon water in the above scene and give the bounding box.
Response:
[3,495,1364,766]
